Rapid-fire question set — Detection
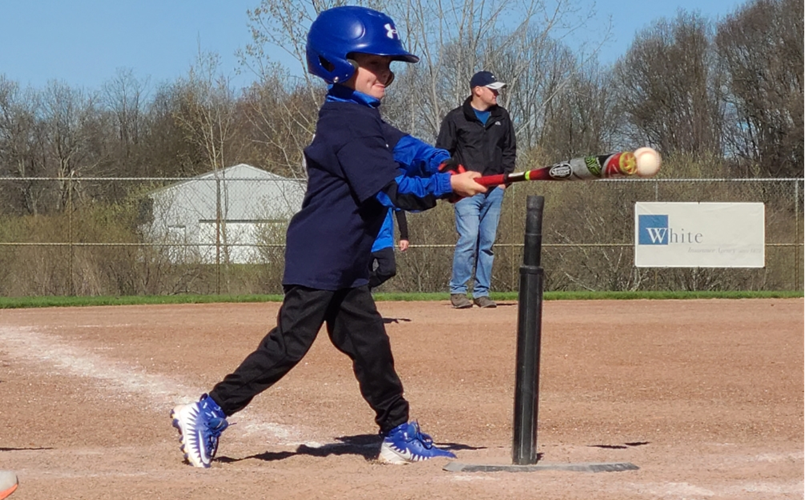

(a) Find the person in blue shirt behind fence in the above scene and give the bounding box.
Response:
[169,5,486,468]
[369,208,409,291]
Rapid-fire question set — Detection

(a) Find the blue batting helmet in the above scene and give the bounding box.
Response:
[306,6,419,84]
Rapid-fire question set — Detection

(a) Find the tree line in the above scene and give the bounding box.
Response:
[0,0,801,218]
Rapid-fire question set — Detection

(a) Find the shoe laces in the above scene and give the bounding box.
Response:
[405,421,436,449]
[206,416,228,436]
[204,417,228,455]
[198,395,229,454]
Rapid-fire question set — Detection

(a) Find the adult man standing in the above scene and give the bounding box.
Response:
[437,71,516,308]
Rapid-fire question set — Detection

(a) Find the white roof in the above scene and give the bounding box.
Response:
[150,163,306,221]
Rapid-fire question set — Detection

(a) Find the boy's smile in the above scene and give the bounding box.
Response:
[347,53,393,99]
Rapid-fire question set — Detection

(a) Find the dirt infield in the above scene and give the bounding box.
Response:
[0,298,802,499]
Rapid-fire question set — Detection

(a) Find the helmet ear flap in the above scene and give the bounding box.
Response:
[345,58,396,87]
[319,56,335,72]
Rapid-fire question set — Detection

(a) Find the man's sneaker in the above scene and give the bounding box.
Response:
[0,470,17,500]
[450,294,472,309]
[473,296,497,308]
[171,394,229,468]
[379,421,456,464]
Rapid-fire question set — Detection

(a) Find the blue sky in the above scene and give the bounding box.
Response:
[1,0,749,92]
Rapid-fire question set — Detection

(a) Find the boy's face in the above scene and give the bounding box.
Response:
[347,53,393,99]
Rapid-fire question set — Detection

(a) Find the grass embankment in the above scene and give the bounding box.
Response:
[0,290,801,309]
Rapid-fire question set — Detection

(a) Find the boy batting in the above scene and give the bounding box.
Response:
[170,6,484,468]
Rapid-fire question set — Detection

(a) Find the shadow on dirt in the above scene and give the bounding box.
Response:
[382,317,412,324]
[588,441,650,450]
[0,447,52,452]
[441,302,517,309]
[219,434,485,463]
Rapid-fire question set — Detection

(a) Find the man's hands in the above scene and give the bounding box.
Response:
[398,239,410,252]
[450,171,487,198]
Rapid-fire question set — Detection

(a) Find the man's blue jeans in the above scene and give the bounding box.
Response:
[449,187,504,297]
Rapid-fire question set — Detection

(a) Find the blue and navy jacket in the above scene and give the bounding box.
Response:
[283,85,452,290]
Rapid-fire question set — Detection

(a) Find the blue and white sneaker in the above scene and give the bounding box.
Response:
[171,394,229,468]
[379,421,456,464]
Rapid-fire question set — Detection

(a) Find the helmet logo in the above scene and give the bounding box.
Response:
[384,23,398,39]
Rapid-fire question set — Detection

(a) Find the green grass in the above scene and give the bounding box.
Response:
[377,290,803,301]
[0,294,284,309]
[0,290,800,309]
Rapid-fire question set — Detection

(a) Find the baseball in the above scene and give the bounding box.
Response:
[634,147,662,178]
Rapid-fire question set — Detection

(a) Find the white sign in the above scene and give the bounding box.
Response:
[634,202,765,268]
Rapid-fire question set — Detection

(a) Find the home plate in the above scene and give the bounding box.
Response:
[444,461,639,473]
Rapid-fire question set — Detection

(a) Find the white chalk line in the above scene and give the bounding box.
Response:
[0,326,318,447]
[3,325,801,492]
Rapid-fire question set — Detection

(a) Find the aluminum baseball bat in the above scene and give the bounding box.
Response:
[474,151,642,187]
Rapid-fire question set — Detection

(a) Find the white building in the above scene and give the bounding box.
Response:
[143,164,306,264]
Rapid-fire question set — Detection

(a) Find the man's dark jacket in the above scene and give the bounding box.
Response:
[435,96,516,176]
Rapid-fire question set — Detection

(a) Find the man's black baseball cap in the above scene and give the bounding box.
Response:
[470,71,506,90]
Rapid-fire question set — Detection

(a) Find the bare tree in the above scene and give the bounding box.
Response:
[715,0,803,177]
[39,81,105,210]
[239,1,378,178]
[241,0,382,93]
[0,78,33,177]
[170,51,244,276]
[387,0,608,143]
[241,0,608,169]
[135,83,204,177]
[102,68,150,176]
[0,76,50,214]
[501,35,589,153]
[613,11,726,160]
[240,73,322,179]
[173,51,239,176]
[537,60,621,160]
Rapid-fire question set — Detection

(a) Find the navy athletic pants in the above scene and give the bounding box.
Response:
[209,285,409,434]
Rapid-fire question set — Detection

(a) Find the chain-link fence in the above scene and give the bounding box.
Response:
[0,176,801,296]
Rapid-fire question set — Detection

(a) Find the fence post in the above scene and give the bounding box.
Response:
[68,174,74,296]
[215,175,222,295]
[794,179,800,291]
